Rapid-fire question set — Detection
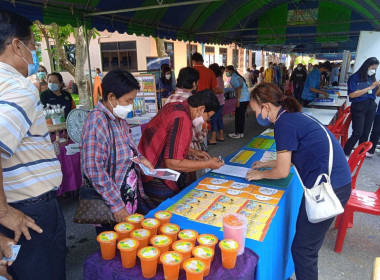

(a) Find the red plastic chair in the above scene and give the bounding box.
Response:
[334,142,379,253]
[328,111,349,139]
[327,109,352,147]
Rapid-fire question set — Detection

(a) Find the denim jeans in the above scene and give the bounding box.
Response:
[344,99,377,155]
[211,105,224,132]
[0,191,66,280]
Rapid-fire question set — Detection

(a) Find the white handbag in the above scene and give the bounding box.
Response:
[293,113,344,223]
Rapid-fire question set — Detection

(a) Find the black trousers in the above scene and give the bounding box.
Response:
[369,114,380,154]
[291,183,352,280]
[0,191,66,280]
[302,99,313,107]
[294,84,304,101]
[331,81,339,86]
[235,101,249,134]
[343,99,377,156]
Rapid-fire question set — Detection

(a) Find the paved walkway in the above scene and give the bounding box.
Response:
[60,110,380,280]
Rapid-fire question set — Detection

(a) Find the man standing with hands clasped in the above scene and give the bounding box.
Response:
[0,10,66,280]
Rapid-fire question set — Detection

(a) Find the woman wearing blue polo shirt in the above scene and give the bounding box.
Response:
[226,65,250,139]
[343,57,380,156]
[246,83,352,280]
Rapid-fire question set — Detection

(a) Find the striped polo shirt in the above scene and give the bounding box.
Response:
[0,62,62,203]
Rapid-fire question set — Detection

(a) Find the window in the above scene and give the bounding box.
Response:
[51,44,76,71]
[232,49,239,68]
[101,41,137,71]
[219,48,227,67]
[251,52,256,67]
[204,46,215,67]
[164,42,174,69]
[187,44,197,66]
[246,50,250,68]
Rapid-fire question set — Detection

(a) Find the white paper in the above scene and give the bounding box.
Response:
[212,164,251,178]
[130,126,142,145]
[131,157,180,181]
[65,143,80,155]
[260,151,277,162]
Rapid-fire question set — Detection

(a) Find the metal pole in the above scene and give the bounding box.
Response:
[83,18,94,107]
[86,0,222,17]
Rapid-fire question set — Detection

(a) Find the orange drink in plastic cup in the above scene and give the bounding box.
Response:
[117,238,139,268]
[222,213,247,255]
[183,258,206,280]
[160,223,180,243]
[196,234,218,261]
[178,229,198,246]
[137,246,160,278]
[154,211,172,225]
[96,231,119,260]
[219,239,240,269]
[126,213,144,229]
[172,240,194,268]
[150,235,172,264]
[192,246,214,276]
[160,251,183,280]
[114,222,134,240]
[141,218,160,238]
[130,229,151,251]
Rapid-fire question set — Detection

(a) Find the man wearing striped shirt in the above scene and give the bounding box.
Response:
[0,11,66,279]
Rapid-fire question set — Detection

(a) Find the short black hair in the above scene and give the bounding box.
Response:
[188,89,220,113]
[96,68,101,71]
[0,10,32,55]
[161,63,169,71]
[176,67,199,89]
[220,66,225,71]
[209,63,222,78]
[48,72,63,84]
[191,52,204,63]
[252,64,257,68]
[320,61,332,72]
[102,69,140,100]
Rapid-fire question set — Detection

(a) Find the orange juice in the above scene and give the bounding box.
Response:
[154,211,172,225]
[183,258,206,280]
[150,235,172,264]
[160,251,183,280]
[196,234,218,261]
[126,213,144,229]
[114,222,134,240]
[117,238,139,268]
[192,246,214,276]
[96,231,118,260]
[160,223,180,243]
[178,229,198,246]
[137,246,160,278]
[219,239,240,269]
[130,229,151,251]
[141,218,160,238]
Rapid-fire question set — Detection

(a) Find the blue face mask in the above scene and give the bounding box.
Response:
[48,83,60,92]
[256,108,272,127]
[20,41,40,77]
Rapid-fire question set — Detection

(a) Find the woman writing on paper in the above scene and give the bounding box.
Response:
[245,83,352,280]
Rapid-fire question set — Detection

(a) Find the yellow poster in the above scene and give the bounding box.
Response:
[230,150,256,164]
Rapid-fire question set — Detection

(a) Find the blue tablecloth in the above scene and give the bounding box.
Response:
[146,134,304,280]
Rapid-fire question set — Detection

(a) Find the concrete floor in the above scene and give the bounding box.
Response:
[60,110,380,280]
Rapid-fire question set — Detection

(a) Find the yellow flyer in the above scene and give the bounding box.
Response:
[250,186,284,199]
[239,200,278,217]
[195,184,228,193]
[246,193,281,205]
[187,190,220,201]
[198,177,233,187]
[238,210,274,224]
[214,195,247,207]
[230,150,256,164]
[246,220,270,232]
[246,228,267,242]
[196,210,224,226]
[166,202,202,218]
[228,182,255,193]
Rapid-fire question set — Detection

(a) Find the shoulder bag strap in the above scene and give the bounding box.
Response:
[302,113,333,177]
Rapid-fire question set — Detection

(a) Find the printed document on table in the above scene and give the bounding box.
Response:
[212,164,251,178]
[132,157,180,181]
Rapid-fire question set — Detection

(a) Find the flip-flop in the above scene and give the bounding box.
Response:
[216,139,225,142]
[207,141,217,145]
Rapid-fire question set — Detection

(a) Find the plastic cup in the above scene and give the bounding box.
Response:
[160,223,180,244]
[218,239,240,269]
[114,222,134,241]
[126,213,144,229]
[183,258,206,280]
[222,213,248,255]
[197,234,218,261]
[154,211,172,225]
[137,246,160,278]
[130,229,151,251]
[178,229,198,246]
[96,231,119,260]
[160,251,183,280]
[192,246,214,276]
[172,240,194,266]
[150,235,172,264]
[117,238,139,268]
[141,218,160,239]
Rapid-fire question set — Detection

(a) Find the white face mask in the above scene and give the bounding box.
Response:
[368,69,376,76]
[165,74,171,80]
[297,67,302,71]
[192,110,205,127]
[109,100,133,119]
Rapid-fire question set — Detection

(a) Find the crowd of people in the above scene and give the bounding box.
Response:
[1,9,380,280]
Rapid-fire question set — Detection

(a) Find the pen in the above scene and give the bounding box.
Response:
[218,156,223,162]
